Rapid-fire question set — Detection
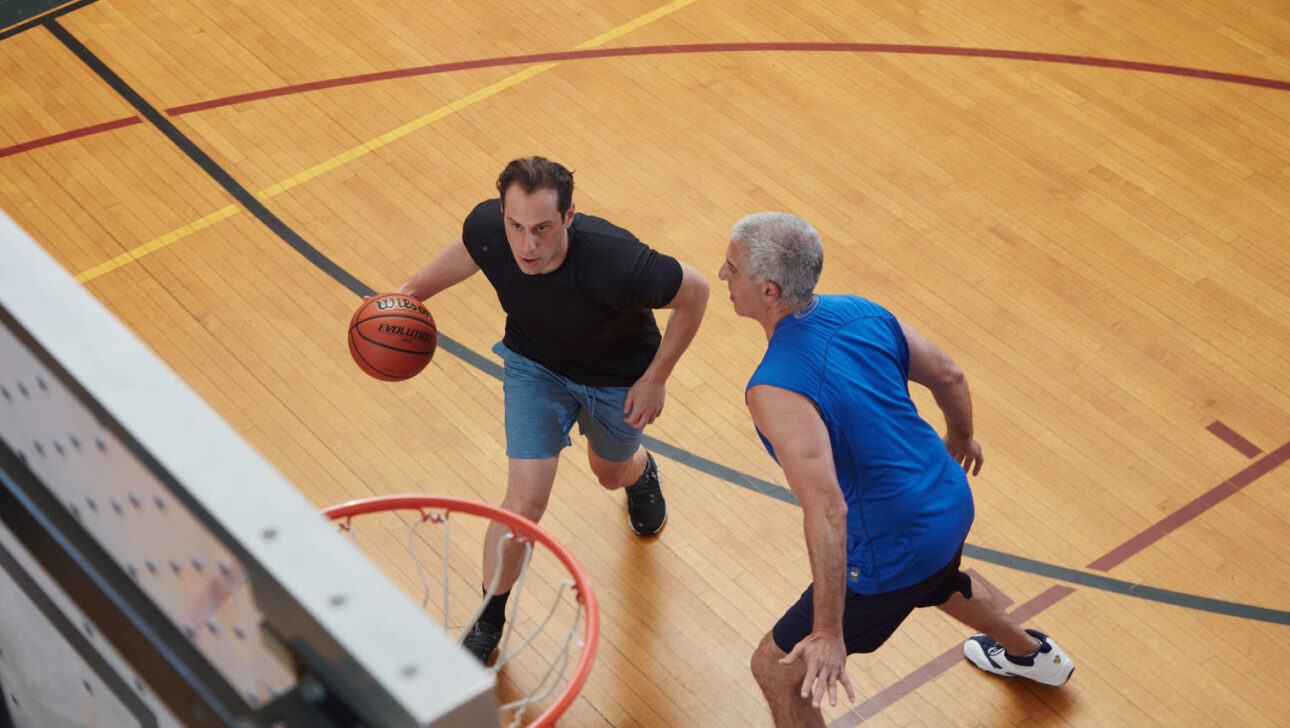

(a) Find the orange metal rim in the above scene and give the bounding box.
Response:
[321,494,600,728]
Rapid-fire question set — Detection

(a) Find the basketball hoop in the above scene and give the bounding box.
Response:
[322,495,599,728]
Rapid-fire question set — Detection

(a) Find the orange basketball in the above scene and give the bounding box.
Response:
[348,293,437,382]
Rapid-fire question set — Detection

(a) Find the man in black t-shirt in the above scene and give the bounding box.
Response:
[396,157,709,663]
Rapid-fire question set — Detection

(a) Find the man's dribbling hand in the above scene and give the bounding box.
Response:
[623,376,666,428]
[779,631,856,709]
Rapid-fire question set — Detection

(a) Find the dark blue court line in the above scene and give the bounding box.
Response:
[964,544,1290,625]
[644,437,799,506]
[445,337,1289,626]
[54,16,1288,629]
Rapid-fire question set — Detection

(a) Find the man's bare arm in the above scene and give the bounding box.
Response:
[396,237,480,301]
[899,320,983,475]
[623,263,709,427]
[747,384,855,708]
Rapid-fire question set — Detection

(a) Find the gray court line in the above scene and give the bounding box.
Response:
[642,437,800,507]
[437,334,1289,626]
[963,544,1290,625]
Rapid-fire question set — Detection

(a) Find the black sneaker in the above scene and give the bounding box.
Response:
[461,620,502,666]
[624,452,667,536]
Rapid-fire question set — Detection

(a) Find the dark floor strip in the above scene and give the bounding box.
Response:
[44,19,372,299]
[1206,420,1262,458]
[968,544,1289,625]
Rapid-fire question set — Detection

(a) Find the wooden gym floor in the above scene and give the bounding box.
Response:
[2,0,1289,725]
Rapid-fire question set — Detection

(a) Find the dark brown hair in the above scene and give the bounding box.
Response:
[495,157,575,215]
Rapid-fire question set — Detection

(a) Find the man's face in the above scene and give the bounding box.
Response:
[718,240,764,318]
[501,185,574,275]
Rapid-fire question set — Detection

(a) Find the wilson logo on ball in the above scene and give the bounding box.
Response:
[375,297,431,316]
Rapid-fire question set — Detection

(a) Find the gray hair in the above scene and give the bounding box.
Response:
[729,212,823,308]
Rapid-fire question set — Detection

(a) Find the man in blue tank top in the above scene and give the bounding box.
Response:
[719,212,1074,725]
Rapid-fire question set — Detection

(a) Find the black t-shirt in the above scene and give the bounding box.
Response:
[461,199,684,386]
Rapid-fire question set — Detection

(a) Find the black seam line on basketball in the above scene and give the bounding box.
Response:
[354,313,439,324]
[0,543,157,727]
[43,19,375,300]
[351,336,436,355]
[40,17,1281,629]
[351,321,435,345]
[0,0,101,42]
[349,333,387,372]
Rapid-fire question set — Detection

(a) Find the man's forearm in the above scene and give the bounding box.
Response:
[803,501,849,635]
[931,371,974,440]
[640,264,708,382]
[397,237,479,301]
[641,302,705,382]
[746,384,848,634]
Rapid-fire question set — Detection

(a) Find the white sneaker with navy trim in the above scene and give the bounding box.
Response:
[963,629,1074,686]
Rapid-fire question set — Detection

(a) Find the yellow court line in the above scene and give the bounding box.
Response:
[77,0,699,283]
[259,0,700,198]
[255,62,557,200]
[75,205,240,283]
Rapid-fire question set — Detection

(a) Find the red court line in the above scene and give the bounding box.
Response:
[1088,441,1290,571]
[165,44,1290,115]
[6,42,1290,158]
[0,117,139,158]
[1206,420,1262,458]
[828,585,1076,727]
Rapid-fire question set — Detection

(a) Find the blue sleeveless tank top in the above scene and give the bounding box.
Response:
[747,295,974,594]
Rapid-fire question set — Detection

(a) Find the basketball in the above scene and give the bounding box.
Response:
[348,293,437,382]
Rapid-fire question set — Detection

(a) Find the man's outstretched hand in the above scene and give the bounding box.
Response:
[779,631,856,709]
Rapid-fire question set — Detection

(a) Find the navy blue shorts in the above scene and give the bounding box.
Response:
[772,546,972,655]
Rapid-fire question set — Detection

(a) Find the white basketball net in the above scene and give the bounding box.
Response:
[337,506,590,728]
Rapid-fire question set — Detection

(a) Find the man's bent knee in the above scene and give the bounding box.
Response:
[594,465,627,490]
[588,451,641,491]
[751,632,787,686]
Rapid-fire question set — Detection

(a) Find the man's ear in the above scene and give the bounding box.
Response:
[564,202,577,227]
